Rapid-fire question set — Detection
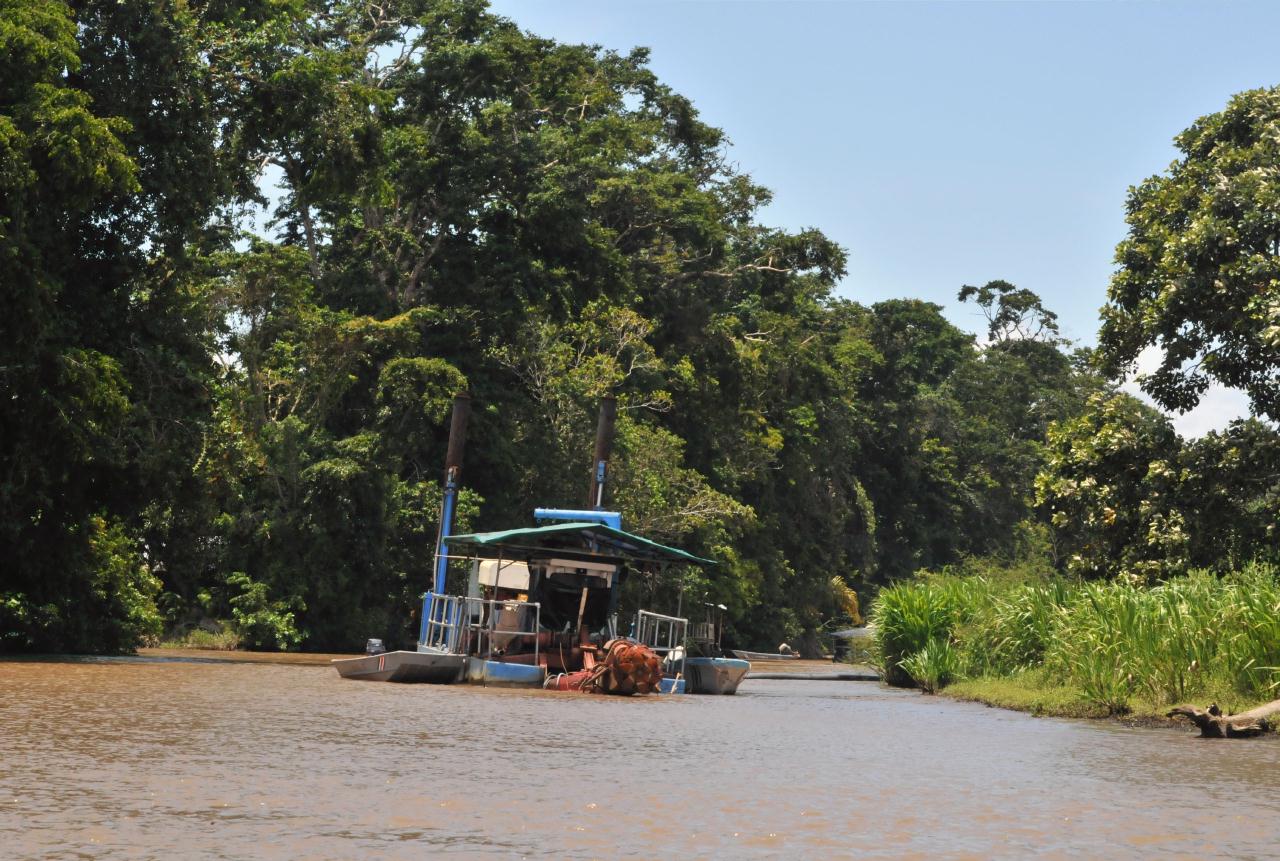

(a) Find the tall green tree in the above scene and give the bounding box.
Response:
[202,0,858,649]
[1178,419,1280,569]
[1,0,157,650]
[934,282,1105,559]
[1036,393,1186,581]
[1100,87,1280,419]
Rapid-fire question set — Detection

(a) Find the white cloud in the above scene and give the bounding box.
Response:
[1165,385,1254,438]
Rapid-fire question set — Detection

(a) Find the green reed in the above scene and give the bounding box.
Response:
[871,578,964,687]
[1216,564,1280,696]
[960,580,1072,677]
[871,563,1280,708]
[898,636,962,693]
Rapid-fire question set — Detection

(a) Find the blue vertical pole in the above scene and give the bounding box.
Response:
[422,393,470,647]
[434,471,457,596]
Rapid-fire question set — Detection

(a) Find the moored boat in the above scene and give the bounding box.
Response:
[332,647,465,683]
[683,603,749,694]
[333,396,714,695]
[684,656,750,694]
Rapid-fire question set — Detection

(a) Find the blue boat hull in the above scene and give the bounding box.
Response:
[464,657,546,687]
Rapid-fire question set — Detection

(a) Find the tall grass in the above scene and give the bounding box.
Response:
[1215,564,1280,696]
[871,563,1280,710]
[871,578,965,686]
[1044,582,1142,713]
[898,636,962,693]
[961,580,1071,676]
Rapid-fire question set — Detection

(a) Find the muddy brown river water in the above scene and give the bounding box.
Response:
[2,653,1278,860]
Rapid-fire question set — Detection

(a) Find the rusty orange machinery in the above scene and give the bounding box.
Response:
[544,638,664,695]
[487,626,663,695]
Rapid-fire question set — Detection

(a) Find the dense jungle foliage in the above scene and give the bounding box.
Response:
[4,0,1280,654]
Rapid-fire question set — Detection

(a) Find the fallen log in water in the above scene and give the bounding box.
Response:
[1167,699,1280,738]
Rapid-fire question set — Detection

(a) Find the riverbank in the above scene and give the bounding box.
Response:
[871,565,1280,731]
[939,671,1279,734]
[138,647,349,666]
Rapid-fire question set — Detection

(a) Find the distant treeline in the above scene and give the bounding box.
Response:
[4,0,1280,653]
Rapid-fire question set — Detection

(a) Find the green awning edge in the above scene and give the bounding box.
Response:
[443,521,714,566]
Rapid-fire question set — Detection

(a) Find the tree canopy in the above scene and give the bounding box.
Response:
[1100,86,1280,419]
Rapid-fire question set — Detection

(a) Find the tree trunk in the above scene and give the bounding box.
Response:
[1167,699,1280,738]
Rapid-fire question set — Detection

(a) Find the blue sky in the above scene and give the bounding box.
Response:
[487,0,1280,434]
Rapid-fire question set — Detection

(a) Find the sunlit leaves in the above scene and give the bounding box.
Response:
[1100,86,1280,419]
[1035,394,1185,581]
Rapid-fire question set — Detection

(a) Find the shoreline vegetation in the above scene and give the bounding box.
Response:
[871,560,1280,734]
[157,628,243,652]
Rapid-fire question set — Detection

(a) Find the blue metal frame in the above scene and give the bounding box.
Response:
[421,467,460,645]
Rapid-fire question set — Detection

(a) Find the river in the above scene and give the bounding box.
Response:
[2,652,1278,859]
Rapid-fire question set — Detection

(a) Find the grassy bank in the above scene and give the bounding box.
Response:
[871,563,1280,724]
[156,626,242,651]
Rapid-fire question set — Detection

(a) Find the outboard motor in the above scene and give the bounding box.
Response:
[365,638,386,655]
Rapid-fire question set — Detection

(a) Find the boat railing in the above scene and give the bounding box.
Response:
[634,609,688,677]
[421,592,469,653]
[458,595,542,666]
[421,593,543,664]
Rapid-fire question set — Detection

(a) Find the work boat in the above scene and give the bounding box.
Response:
[332,395,714,694]
[444,509,710,693]
[332,509,712,691]
[683,602,750,695]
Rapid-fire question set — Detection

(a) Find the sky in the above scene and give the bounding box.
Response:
[486,0,1280,435]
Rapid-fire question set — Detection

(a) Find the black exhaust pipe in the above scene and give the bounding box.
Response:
[586,396,617,511]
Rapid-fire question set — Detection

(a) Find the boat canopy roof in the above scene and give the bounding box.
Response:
[443,522,713,566]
